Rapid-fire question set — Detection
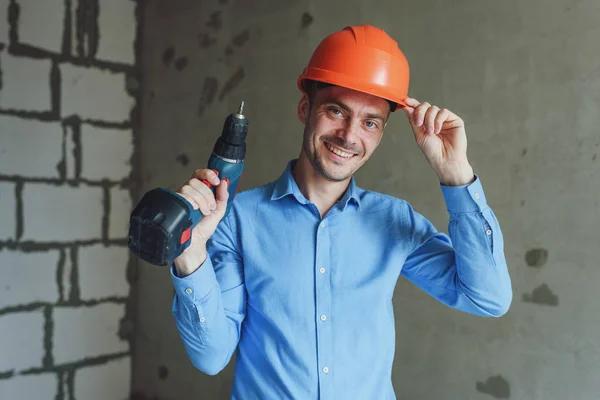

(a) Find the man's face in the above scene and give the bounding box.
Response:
[298,85,390,182]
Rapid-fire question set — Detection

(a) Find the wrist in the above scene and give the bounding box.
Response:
[174,250,207,277]
[436,161,475,186]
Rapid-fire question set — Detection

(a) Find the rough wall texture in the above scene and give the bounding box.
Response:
[0,1,139,399]
[134,0,600,399]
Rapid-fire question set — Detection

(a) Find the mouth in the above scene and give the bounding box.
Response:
[324,142,357,160]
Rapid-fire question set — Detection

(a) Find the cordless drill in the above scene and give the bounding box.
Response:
[128,102,248,266]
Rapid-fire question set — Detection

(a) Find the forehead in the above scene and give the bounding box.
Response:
[314,85,390,115]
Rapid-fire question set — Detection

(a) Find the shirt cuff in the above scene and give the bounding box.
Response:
[440,174,488,213]
[170,256,218,303]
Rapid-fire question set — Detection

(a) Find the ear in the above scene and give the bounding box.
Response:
[297,93,310,124]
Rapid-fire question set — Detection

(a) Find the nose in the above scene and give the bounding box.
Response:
[337,118,361,147]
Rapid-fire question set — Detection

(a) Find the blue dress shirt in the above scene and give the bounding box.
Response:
[171,159,512,399]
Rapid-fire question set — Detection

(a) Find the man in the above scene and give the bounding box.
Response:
[170,24,512,399]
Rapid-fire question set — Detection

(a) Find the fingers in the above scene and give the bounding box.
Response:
[424,105,440,134]
[192,169,220,187]
[180,184,213,216]
[403,97,458,135]
[177,169,223,216]
[403,97,420,108]
[434,108,451,134]
[412,101,431,129]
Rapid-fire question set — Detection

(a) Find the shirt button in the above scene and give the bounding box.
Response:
[199,317,206,323]
[320,221,326,228]
[474,192,480,200]
[319,267,326,274]
[320,314,327,321]
[185,288,192,295]
[486,229,492,236]
[322,367,329,374]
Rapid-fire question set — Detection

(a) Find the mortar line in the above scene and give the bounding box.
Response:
[14,180,23,240]
[0,297,128,316]
[56,248,67,302]
[68,245,80,303]
[20,351,130,375]
[42,305,54,368]
[0,239,128,252]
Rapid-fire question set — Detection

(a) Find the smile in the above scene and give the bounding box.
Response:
[325,142,355,159]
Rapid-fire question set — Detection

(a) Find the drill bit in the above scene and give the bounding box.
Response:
[238,101,245,115]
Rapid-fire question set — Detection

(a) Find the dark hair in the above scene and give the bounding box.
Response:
[302,79,397,112]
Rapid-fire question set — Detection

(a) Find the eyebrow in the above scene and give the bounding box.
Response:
[322,99,386,122]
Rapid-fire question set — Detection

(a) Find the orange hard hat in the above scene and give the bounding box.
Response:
[297,24,410,111]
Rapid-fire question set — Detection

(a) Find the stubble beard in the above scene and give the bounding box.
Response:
[302,123,362,183]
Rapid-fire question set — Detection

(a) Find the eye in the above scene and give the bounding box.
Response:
[365,120,379,129]
[329,107,343,116]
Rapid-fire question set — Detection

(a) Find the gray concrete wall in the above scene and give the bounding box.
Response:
[133,0,600,399]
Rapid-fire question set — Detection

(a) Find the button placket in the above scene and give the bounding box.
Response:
[315,218,332,398]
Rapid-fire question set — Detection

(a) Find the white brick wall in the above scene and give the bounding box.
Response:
[0,53,52,112]
[60,64,134,122]
[110,187,132,239]
[22,184,104,242]
[0,182,16,240]
[0,1,137,398]
[17,0,65,53]
[0,311,45,371]
[53,303,128,365]
[0,250,60,307]
[0,373,57,400]
[74,356,131,400]
[97,0,137,64]
[78,245,129,300]
[0,116,63,178]
[80,125,134,181]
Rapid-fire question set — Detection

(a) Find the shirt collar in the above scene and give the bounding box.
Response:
[271,159,362,210]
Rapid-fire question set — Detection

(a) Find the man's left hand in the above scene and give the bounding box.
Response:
[402,97,475,186]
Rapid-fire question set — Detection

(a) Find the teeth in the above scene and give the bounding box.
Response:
[325,143,353,158]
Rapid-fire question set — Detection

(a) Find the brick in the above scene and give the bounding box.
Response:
[0,182,16,240]
[74,356,130,400]
[80,125,133,181]
[0,311,45,371]
[96,0,136,65]
[60,64,134,122]
[0,116,63,178]
[0,250,60,308]
[0,52,53,112]
[0,53,52,112]
[16,0,64,53]
[53,303,128,365]
[109,187,132,240]
[0,373,57,400]
[0,0,9,44]
[78,245,129,300]
[22,183,103,242]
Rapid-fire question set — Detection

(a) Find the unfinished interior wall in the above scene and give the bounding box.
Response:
[135,0,600,399]
[0,1,139,399]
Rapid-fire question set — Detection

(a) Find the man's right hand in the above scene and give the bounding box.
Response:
[173,168,230,277]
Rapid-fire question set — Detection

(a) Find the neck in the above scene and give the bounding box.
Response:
[292,152,351,217]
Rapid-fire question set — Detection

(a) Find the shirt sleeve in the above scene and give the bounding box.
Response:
[400,175,513,317]
[170,212,246,375]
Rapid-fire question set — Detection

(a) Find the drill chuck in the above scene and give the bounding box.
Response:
[213,102,247,162]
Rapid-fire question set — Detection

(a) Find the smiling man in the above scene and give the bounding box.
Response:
[169,24,512,399]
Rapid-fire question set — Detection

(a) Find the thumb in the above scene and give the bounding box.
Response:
[214,178,230,214]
